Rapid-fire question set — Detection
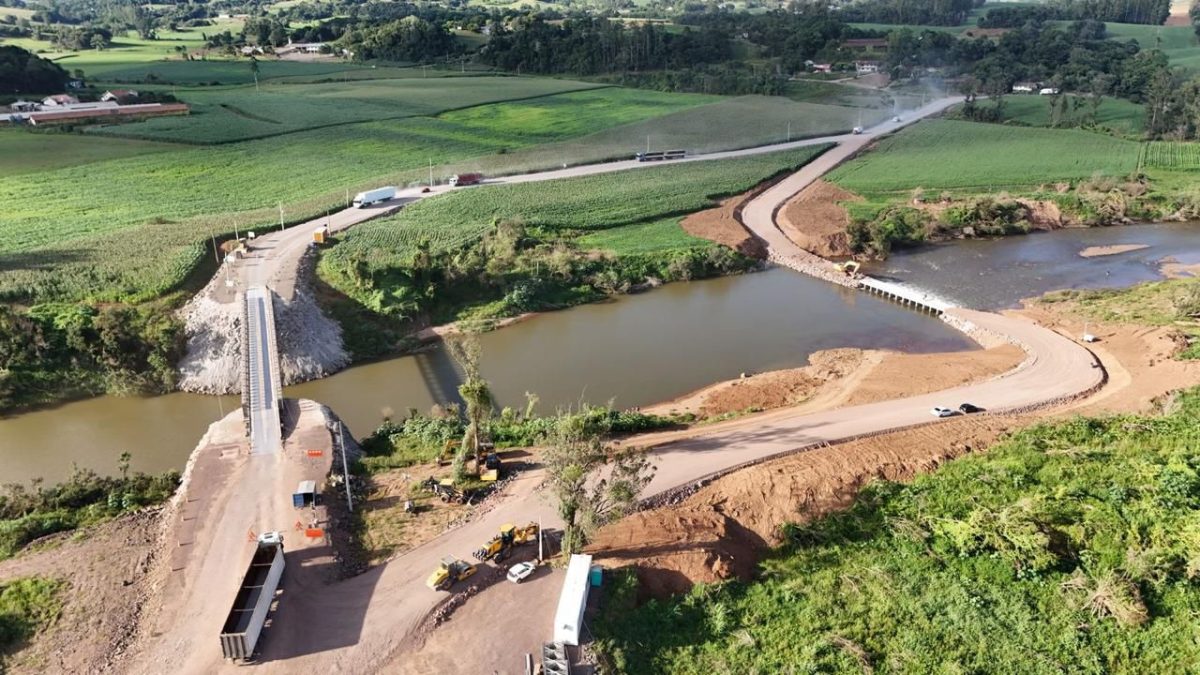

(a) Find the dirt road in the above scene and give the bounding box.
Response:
[135,95,1110,674]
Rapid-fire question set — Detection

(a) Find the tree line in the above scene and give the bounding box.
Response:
[837,0,983,27]
[0,45,67,94]
[979,0,1170,27]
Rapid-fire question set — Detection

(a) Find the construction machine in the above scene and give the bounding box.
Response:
[473,522,539,562]
[426,556,478,591]
[834,261,862,277]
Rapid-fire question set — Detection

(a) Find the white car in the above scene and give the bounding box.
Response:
[931,407,956,418]
[852,126,864,134]
[507,561,537,584]
[892,116,901,122]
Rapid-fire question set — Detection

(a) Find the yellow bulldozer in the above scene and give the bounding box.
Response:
[426,556,478,591]
[472,522,539,563]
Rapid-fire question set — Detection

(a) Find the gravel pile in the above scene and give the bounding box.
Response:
[176,294,243,395]
[274,286,350,387]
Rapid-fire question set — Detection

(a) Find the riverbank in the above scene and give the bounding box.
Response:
[587,279,1200,598]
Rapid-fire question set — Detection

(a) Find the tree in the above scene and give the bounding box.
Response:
[446,337,493,483]
[249,56,260,92]
[118,452,131,481]
[543,410,655,554]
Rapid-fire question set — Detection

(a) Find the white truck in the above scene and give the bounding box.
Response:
[352,186,397,208]
[219,532,285,662]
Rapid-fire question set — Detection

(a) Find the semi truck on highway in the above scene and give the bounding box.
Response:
[219,532,285,662]
[635,149,686,162]
[449,172,483,187]
[352,186,396,207]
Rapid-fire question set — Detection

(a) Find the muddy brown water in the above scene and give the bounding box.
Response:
[0,269,972,484]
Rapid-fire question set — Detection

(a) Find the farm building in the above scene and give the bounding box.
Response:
[1012,82,1038,93]
[101,89,139,103]
[19,103,189,126]
[1039,87,1060,95]
[855,61,880,74]
[41,94,80,107]
[843,38,888,51]
[9,100,38,112]
[288,42,326,53]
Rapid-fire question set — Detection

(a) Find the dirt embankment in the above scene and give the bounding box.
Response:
[0,510,163,674]
[177,249,348,394]
[680,187,769,259]
[590,300,1200,598]
[647,344,1023,420]
[776,179,861,258]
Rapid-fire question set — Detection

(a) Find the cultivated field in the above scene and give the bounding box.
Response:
[0,128,180,176]
[576,217,710,256]
[828,119,1141,193]
[1140,141,1200,170]
[324,144,831,274]
[87,77,609,143]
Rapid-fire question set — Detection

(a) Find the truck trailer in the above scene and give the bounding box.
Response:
[219,532,286,661]
[352,186,397,207]
[449,172,483,187]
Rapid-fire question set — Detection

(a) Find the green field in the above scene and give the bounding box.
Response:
[87,77,609,143]
[1141,141,1200,170]
[1099,22,1200,72]
[596,386,1200,673]
[577,218,710,256]
[323,145,831,275]
[829,119,1142,193]
[995,95,1146,134]
[0,128,181,176]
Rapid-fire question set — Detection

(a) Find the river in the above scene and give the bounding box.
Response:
[0,269,971,484]
[868,222,1200,309]
[7,222,1196,485]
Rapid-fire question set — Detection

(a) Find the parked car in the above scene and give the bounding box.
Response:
[852,126,864,134]
[892,115,901,122]
[958,402,984,414]
[507,561,537,584]
[930,406,956,418]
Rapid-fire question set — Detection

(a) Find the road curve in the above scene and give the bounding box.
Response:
[146,96,1107,674]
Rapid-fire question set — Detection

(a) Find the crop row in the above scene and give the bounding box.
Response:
[325,144,831,273]
[1140,141,1200,170]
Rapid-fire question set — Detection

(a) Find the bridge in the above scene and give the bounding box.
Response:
[242,286,283,455]
[857,276,953,314]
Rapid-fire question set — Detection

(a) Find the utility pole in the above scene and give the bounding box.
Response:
[787,121,791,142]
[233,220,241,243]
[278,202,284,231]
[345,188,349,208]
[428,158,434,188]
[538,517,544,561]
[645,134,650,153]
[210,229,220,264]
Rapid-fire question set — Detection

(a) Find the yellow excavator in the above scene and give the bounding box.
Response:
[834,261,861,277]
[472,522,539,563]
[426,556,478,591]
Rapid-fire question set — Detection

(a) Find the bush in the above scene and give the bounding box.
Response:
[0,577,62,657]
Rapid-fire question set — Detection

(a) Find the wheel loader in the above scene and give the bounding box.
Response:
[426,556,478,591]
[472,522,540,562]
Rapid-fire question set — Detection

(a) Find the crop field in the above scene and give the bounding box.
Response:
[996,95,1146,134]
[1140,141,1200,170]
[1099,22,1200,71]
[436,88,715,144]
[86,81,672,144]
[0,129,181,176]
[323,144,831,274]
[828,119,1141,194]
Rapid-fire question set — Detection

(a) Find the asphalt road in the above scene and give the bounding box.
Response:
[137,96,1106,674]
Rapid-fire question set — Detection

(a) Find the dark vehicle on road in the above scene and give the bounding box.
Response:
[958,403,984,414]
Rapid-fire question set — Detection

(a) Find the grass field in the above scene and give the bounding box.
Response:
[829,119,1142,194]
[576,218,709,255]
[1099,22,1200,71]
[0,128,181,176]
[323,145,831,275]
[86,77,609,143]
[996,95,1146,134]
[596,387,1200,673]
